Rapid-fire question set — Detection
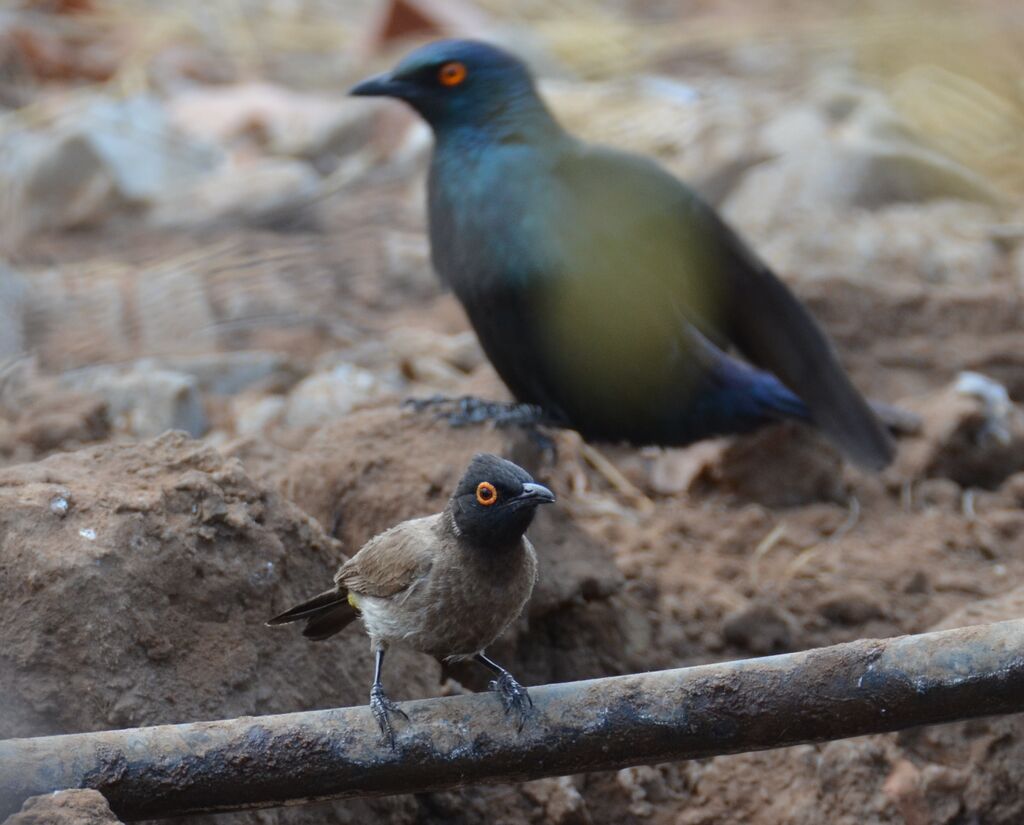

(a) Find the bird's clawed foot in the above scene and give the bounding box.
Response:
[370,684,409,750]
[405,395,546,430]
[490,670,533,732]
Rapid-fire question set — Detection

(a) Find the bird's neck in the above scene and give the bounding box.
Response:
[444,504,534,552]
[432,96,565,154]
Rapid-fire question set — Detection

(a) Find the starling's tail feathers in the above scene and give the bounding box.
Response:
[711,219,896,470]
[266,588,360,641]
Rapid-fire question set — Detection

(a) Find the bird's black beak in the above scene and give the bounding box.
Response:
[518,482,556,505]
[349,72,404,98]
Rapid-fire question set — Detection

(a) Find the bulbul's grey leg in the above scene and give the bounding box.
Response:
[369,647,408,750]
[475,651,533,731]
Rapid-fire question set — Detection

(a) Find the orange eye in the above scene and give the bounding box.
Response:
[438,61,467,87]
[476,481,497,506]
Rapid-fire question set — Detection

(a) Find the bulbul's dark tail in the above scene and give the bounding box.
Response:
[266,588,360,641]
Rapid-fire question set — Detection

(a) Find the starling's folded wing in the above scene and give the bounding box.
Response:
[692,200,894,470]
[336,516,437,599]
[551,144,894,469]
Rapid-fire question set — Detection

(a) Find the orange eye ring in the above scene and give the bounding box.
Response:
[476,481,497,506]
[439,61,468,87]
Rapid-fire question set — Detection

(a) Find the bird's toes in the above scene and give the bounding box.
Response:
[490,672,533,731]
[406,394,545,430]
[402,394,486,426]
[372,710,395,750]
[369,686,406,749]
[402,394,451,412]
[490,402,546,429]
[443,396,496,427]
[401,394,468,416]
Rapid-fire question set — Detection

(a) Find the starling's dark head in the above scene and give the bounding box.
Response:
[350,39,548,133]
[449,453,555,547]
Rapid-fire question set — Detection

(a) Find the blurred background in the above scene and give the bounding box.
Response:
[2,2,1024,824]
[2,0,1023,402]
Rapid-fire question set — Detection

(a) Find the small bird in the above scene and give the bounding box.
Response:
[267,453,554,747]
[351,40,894,470]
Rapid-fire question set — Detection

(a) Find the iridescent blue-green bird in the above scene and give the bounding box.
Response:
[352,40,894,469]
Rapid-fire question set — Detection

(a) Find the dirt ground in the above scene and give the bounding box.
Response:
[3,207,1024,824]
[2,3,1024,823]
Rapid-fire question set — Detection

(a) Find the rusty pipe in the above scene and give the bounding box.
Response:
[1,620,1023,821]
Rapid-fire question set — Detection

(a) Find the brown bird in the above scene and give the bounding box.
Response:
[267,453,555,746]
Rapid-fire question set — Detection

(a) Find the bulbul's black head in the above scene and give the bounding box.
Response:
[449,453,555,547]
[350,39,547,133]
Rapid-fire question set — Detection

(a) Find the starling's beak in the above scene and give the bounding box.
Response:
[518,482,556,505]
[349,72,405,98]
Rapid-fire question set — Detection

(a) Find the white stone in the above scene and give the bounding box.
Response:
[234,395,287,437]
[283,364,392,429]
[0,94,220,238]
[150,157,320,229]
[147,352,299,396]
[60,367,207,438]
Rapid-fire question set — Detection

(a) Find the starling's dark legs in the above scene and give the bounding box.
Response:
[369,647,408,750]
[405,395,547,429]
[475,651,533,731]
[405,395,556,454]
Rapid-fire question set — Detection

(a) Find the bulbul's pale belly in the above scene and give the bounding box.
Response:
[356,540,537,660]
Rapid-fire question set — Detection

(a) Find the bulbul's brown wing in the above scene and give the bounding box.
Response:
[335,515,438,599]
[267,516,439,641]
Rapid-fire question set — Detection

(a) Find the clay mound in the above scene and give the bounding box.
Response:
[0,430,432,822]
[0,431,378,737]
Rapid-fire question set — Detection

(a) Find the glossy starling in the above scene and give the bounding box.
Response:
[351,40,894,470]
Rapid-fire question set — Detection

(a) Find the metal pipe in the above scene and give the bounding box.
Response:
[1,620,1022,821]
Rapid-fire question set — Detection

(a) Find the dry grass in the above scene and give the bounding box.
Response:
[3,0,1023,198]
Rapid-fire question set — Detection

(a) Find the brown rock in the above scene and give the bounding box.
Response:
[882,759,929,825]
[722,600,797,654]
[642,442,725,496]
[522,777,592,825]
[3,790,122,825]
[897,716,1022,825]
[930,584,1024,631]
[691,422,846,507]
[816,586,886,626]
[895,378,1024,488]
[13,390,109,453]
